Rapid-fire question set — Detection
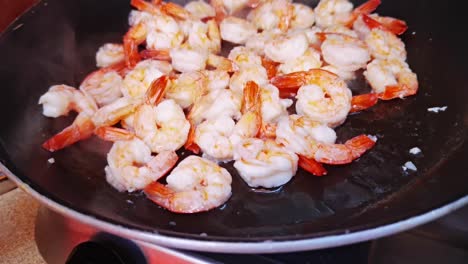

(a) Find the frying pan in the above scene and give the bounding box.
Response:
[0,0,467,254]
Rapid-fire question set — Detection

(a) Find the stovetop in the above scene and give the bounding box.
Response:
[1,178,468,264]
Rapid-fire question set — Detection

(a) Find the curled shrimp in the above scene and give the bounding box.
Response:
[315,0,380,28]
[144,155,232,214]
[220,16,257,45]
[122,59,172,99]
[364,58,418,100]
[104,135,179,192]
[79,68,123,107]
[165,71,207,109]
[245,29,281,56]
[188,88,241,125]
[170,48,208,72]
[271,69,352,127]
[39,85,98,152]
[264,30,309,63]
[353,13,407,39]
[184,0,215,19]
[318,32,370,72]
[277,47,322,75]
[133,99,190,153]
[228,46,262,69]
[195,115,236,161]
[233,138,298,188]
[229,64,268,95]
[247,0,294,32]
[290,3,315,29]
[96,43,125,68]
[185,19,221,54]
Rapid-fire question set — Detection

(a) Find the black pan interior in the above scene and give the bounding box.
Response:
[0,0,467,242]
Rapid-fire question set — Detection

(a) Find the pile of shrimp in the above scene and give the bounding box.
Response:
[38,0,417,214]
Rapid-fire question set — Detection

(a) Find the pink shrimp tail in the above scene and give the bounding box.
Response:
[350,93,379,113]
[42,114,95,152]
[346,0,381,27]
[314,135,376,165]
[298,155,328,176]
[145,75,169,105]
[184,122,201,154]
[94,127,135,142]
[123,22,147,68]
[140,49,171,61]
[363,14,408,35]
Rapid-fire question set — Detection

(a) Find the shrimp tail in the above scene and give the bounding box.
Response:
[298,155,328,176]
[140,49,171,61]
[94,127,135,142]
[184,122,201,154]
[145,75,169,105]
[160,2,191,20]
[363,14,408,35]
[147,150,179,181]
[210,0,227,23]
[123,22,147,68]
[346,0,381,27]
[144,182,176,209]
[262,57,280,80]
[207,54,238,72]
[350,93,378,113]
[42,114,95,152]
[271,71,307,91]
[345,134,376,159]
[131,0,158,13]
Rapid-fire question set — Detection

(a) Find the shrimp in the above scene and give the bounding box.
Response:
[188,88,241,125]
[122,59,172,99]
[220,16,257,45]
[260,84,292,123]
[247,0,294,31]
[277,47,322,74]
[364,58,418,100]
[39,85,98,152]
[360,15,407,61]
[133,99,190,153]
[92,97,141,128]
[80,69,123,107]
[170,48,208,72]
[315,0,380,28]
[245,29,281,56]
[324,24,358,38]
[105,137,179,192]
[233,138,298,188]
[165,71,207,109]
[123,22,148,68]
[144,155,232,213]
[319,33,370,72]
[185,19,221,54]
[227,46,262,69]
[145,14,184,51]
[96,43,125,68]
[271,69,352,127]
[320,65,356,81]
[195,116,236,161]
[290,3,315,29]
[204,69,230,91]
[264,30,309,63]
[229,64,268,96]
[275,115,376,165]
[184,0,215,19]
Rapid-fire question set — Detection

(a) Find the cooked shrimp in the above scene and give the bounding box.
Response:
[122,59,172,99]
[80,69,123,107]
[229,64,268,95]
[360,15,407,61]
[220,16,257,44]
[353,14,407,40]
[96,43,125,68]
[247,0,294,31]
[324,24,358,38]
[145,14,184,51]
[123,22,148,68]
[319,33,370,72]
[170,48,208,72]
[165,71,207,109]
[134,99,190,153]
[364,58,418,100]
[261,84,293,123]
[195,116,236,161]
[275,115,375,164]
[92,97,141,128]
[39,85,98,152]
[315,0,380,28]
[228,46,262,69]
[245,29,281,56]
[278,47,322,74]
[204,69,230,91]
[105,137,178,192]
[320,65,355,81]
[144,155,232,213]
[189,88,241,125]
[271,69,352,127]
[233,138,298,188]
[264,30,309,63]
[184,0,215,19]
[185,19,221,54]
[290,3,315,29]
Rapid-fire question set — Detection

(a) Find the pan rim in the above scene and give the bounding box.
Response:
[3,161,468,253]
